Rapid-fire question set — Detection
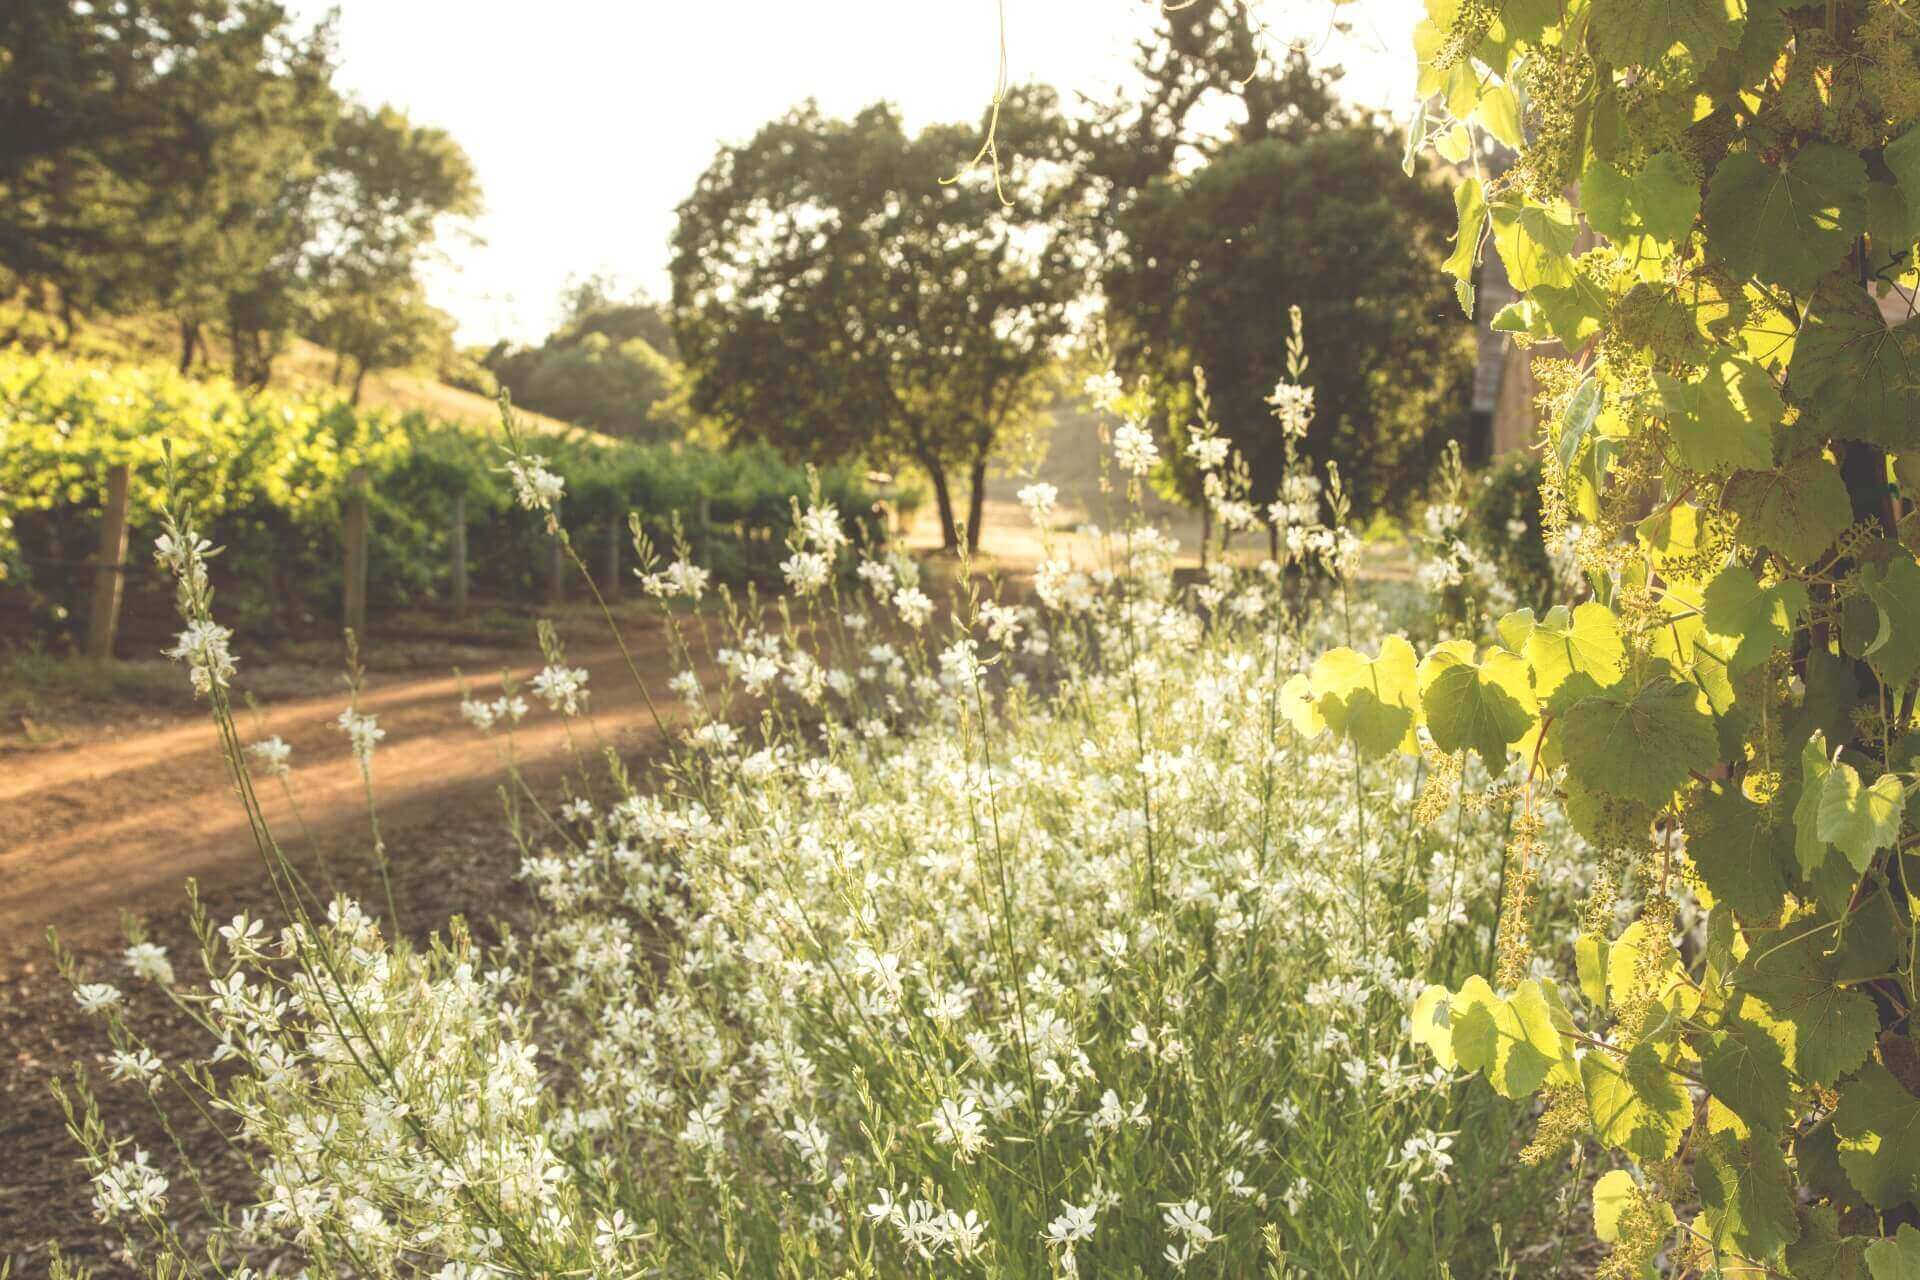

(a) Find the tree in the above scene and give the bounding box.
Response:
[671,90,1085,553]
[302,103,480,394]
[309,277,453,404]
[1105,123,1474,525]
[1,3,477,389]
[484,282,683,438]
[0,0,339,370]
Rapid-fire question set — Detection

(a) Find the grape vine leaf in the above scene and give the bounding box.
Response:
[1857,555,1920,690]
[1308,636,1419,758]
[1473,83,1524,149]
[1786,1204,1870,1280]
[1723,457,1853,568]
[1888,128,1920,241]
[1592,1169,1638,1244]
[1789,287,1920,450]
[1278,673,1325,737]
[1696,1130,1801,1262]
[1866,1224,1920,1280]
[1418,640,1538,767]
[1832,1062,1920,1210]
[1444,976,1569,1099]
[1489,197,1578,291]
[1410,984,1458,1069]
[1444,177,1486,317]
[1655,356,1782,473]
[1704,146,1867,295]
[1817,760,1905,874]
[1526,601,1627,706]
[1557,667,1718,806]
[1608,918,1700,1024]
[1590,0,1742,66]
[1583,151,1702,246]
[1740,921,1880,1085]
[1557,377,1603,474]
[1701,563,1809,671]
[1497,607,1537,656]
[1689,786,1792,921]
[1583,1042,1692,1162]
[1534,271,1612,346]
[1699,1014,1794,1134]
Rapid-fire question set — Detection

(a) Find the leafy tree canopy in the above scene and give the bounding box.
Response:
[670,90,1087,552]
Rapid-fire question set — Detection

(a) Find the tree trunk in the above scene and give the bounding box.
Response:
[925,460,959,553]
[178,319,199,374]
[351,362,369,406]
[965,455,988,556]
[55,285,76,349]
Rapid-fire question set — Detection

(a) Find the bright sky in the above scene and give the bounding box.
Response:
[296,0,1423,347]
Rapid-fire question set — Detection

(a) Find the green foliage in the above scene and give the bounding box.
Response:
[1463,452,1558,611]
[2,3,476,389]
[671,91,1083,552]
[1395,0,1920,1265]
[484,288,686,440]
[0,351,890,639]
[1103,114,1475,523]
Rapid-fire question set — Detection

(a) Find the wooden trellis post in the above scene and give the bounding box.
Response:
[450,493,469,620]
[603,518,621,599]
[85,464,133,660]
[547,532,566,606]
[343,467,369,638]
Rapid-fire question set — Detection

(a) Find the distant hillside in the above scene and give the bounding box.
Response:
[0,304,584,439]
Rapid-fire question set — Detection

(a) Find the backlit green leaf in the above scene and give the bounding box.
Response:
[1817,761,1905,874]
[1526,602,1627,704]
[1789,287,1920,450]
[1583,1042,1691,1162]
[1740,919,1879,1085]
[1689,786,1792,921]
[1489,197,1577,292]
[1866,1224,1920,1280]
[1583,151,1702,246]
[1833,1063,1920,1211]
[1557,668,1718,807]
[1704,146,1866,295]
[1590,0,1742,65]
[1701,563,1808,671]
[1696,1129,1801,1262]
[1418,640,1538,767]
[1724,458,1852,568]
[1857,555,1920,690]
[1655,356,1781,473]
[1307,636,1420,758]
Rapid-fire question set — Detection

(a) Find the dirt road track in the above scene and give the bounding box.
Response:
[0,624,693,953]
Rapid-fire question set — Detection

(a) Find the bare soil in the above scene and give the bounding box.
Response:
[0,604,696,1274]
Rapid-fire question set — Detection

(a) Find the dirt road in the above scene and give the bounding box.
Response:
[0,619,695,953]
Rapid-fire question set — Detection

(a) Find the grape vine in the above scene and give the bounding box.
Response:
[1325,0,1920,1270]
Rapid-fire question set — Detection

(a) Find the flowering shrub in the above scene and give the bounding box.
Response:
[59,373,1597,1278]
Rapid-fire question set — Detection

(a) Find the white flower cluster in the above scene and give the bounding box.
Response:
[1112,420,1160,477]
[532,664,590,716]
[506,454,565,512]
[247,735,293,778]
[335,708,384,766]
[1265,379,1315,438]
[461,693,529,732]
